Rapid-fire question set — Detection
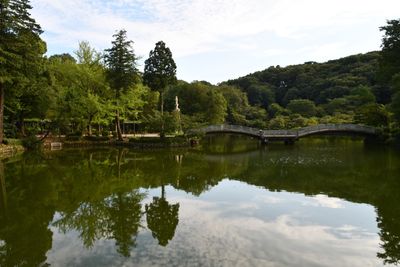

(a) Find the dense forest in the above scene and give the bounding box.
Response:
[1,1,400,145]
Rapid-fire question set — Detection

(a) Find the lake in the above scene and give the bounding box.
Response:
[0,135,399,267]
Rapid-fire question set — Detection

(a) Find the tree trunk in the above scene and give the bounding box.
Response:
[88,115,93,136]
[19,115,26,137]
[160,92,165,138]
[116,110,123,141]
[0,83,4,144]
[115,90,123,141]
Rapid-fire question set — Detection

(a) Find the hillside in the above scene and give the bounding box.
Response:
[223,51,391,107]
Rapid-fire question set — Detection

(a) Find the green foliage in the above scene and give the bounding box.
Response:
[287,99,317,117]
[0,0,46,142]
[104,30,137,96]
[165,81,227,125]
[143,41,177,136]
[143,41,177,93]
[346,86,376,107]
[205,90,227,124]
[355,104,390,128]
[391,92,400,122]
[268,103,288,117]
[268,116,287,129]
[21,135,41,150]
[324,98,348,115]
[379,19,400,83]
[2,138,22,146]
[104,30,139,140]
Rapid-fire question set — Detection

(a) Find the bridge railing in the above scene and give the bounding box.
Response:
[297,124,377,137]
[202,124,261,136]
[262,130,297,137]
[190,123,378,139]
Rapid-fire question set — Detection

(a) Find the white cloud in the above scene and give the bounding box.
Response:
[302,194,345,209]
[30,0,400,82]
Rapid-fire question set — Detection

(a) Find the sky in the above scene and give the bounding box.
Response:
[30,0,400,84]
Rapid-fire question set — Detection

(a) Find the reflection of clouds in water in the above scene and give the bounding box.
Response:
[47,195,382,267]
[253,195,283,204]
[47,226,119,267]
[302,194,345,209]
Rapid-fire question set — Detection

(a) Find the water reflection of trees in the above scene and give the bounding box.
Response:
[0,144,399,265]
[146,185,179,246]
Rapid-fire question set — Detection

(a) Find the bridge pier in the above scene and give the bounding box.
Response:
[284,138,296,145]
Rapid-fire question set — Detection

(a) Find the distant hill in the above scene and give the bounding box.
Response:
[222,51,391,108]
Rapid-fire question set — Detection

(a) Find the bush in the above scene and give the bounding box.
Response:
[22,135,42,150]
[287,99,317,117]
[3,138,23,146]
[102,129,110,137]
[269,116,287,129]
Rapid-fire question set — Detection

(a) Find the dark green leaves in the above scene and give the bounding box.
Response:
[104,29,138,96]
[143,41,177,93]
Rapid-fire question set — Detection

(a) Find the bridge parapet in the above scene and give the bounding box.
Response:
[189,123,378,142]
[297,123,377,137]
[201,124,260,136]
[262,130,297,137]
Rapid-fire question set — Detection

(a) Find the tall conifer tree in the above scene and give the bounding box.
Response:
[143,41,177,137]
[0,0,44,142]
[104,29,137,141]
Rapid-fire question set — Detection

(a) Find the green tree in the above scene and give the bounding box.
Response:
[345,86,376,107]
[104,30,138,141]
[355,103,390,128]
[206,90,227,124]
[391,92,400,123]
[48,47,111,136]
[287,99,317,117]
[379,19,400,83]
[268,116,287,129]
[0,0,45,143]
[143,41,177,137]
[324,98,349,115]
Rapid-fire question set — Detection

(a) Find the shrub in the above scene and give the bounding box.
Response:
[3,138,23,146]
[22,135,42,150]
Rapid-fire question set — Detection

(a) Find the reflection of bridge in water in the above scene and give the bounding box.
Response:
[190,124,378,144]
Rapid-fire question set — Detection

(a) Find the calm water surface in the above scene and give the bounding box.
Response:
[0,135,399,267]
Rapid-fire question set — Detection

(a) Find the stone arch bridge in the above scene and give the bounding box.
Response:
[188,124,379,144]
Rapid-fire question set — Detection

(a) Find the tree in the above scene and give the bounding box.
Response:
[345,86,376,107]
[205,90,227,124]
[104,30,137,141]
[379,19,400,83]
[287,99,317,117]
[143,41,177,137]
[0,0,45,143]
[355,103,390,128]
[48,47,110,136]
